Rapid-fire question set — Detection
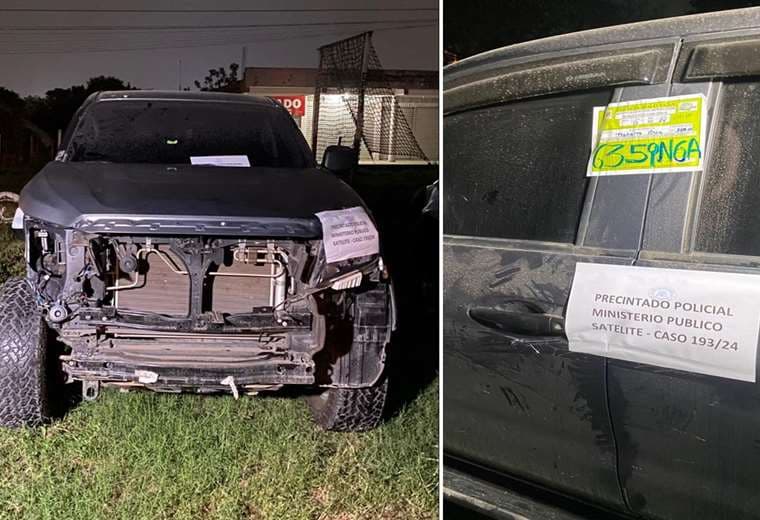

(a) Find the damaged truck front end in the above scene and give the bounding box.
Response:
[25,218,393,399]
[0,91,396,432]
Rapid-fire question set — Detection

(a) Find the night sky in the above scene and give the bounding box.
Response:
[445,0,760,61]
[0,0,438,96]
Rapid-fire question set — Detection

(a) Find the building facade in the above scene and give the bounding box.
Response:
[243,67,438,163]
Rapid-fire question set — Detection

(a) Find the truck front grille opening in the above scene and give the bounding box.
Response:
[109,242,288,317]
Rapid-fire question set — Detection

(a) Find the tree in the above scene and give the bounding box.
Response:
[0,87,23,112]
[0,86,55,163]
[24,76,135,139]
[85,76,134,93]
[193,63,241,92]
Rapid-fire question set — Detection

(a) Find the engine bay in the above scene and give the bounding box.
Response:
[22,221,391,394]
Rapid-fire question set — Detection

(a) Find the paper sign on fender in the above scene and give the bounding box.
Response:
[565,263,760,382]
[315,206,379,263]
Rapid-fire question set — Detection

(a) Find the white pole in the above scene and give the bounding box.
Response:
[388,96,396,162]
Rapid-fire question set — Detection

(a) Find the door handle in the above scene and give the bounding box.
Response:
[468,303,565,339]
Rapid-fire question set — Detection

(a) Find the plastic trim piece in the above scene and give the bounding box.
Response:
[444,44,675,114]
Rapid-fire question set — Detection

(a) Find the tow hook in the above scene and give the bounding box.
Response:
[82,380,100,402]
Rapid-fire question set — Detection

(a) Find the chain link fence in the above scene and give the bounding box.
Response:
[310,32,429,163]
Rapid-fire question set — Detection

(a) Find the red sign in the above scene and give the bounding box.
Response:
[271,95,306,117]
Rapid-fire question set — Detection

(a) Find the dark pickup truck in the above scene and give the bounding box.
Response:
[0,91,394,432]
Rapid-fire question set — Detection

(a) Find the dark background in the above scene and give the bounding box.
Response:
[445,0,760,62]
[0,2,437,96]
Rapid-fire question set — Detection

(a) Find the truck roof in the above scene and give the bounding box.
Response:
[446,7,760,82]
[93,90,277,107]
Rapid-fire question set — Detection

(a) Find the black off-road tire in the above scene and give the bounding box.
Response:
[308,377,388,432]
[0,277,49,427]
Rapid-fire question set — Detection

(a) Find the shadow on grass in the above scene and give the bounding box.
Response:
[45,332,82,421]
[382,219,438,420]
[352,166,439,420]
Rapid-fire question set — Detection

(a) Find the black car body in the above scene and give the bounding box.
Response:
[1,91,394,432]
[444,8,760,520]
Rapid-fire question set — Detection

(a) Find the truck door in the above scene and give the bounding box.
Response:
[443,41,677,510]
[603,32,760,520]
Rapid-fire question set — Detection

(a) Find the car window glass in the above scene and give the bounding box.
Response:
[67,100,314,168]
[694,81,760,256]
[443,89,613,242]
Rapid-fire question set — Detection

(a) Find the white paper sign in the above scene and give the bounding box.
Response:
[566,263,760,382]
[315,206,379,263]
[190,155,250,167]
[11,208,23,230]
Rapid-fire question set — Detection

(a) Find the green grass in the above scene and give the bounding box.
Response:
[0,228,24,283]
[0,382,438,520]
[0,234,439,520]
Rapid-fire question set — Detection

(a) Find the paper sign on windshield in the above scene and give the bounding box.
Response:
[566,263,760,382]
[190,155,250,167]
[315,207,379,263]
[587,94,706,176]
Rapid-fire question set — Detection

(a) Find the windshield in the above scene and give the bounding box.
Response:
[66,99,314,168]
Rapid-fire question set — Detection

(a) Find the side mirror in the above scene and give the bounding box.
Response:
[321,145,356,175]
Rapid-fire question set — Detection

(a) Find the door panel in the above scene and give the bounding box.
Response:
[607,317,760,519]
[443,50,679,509]
[443,240,633,510]
[640,81,715,253]
[608,76,760,519]
[606,257,760,519]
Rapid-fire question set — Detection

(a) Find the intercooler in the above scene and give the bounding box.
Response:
[114,245,281,316]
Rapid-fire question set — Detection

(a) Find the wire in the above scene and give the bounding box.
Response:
[0,23,436,55]
[0,7,437,13]
[0,19,437,32]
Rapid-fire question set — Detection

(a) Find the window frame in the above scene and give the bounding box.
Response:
[443,40,679,248]
[443,88,614,244]
[638,28,760,264]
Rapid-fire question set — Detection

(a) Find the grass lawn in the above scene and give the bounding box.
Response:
[0,232,439,520]
[0,381,438,520]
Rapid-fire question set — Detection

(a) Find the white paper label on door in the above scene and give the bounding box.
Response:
[565,263,760,382]
[315,206,379,263]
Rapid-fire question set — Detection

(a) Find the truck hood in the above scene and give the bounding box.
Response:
[20,162,367,237]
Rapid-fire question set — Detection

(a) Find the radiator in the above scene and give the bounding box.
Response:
[115,247,272,316]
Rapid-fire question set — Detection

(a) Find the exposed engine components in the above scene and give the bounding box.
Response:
[113,241,139,275]
[48,302,69,323]
[119,254,138,273]
[25,228,384,338]
[330,270,363,290]
[36,229,49,253]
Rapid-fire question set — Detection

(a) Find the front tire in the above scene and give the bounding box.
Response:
[0,277,49,427]
[308,377,388,432]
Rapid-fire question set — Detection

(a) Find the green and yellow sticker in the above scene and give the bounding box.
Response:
[587,94,707,176]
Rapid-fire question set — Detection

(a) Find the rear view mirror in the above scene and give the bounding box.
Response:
[321,145,356,176]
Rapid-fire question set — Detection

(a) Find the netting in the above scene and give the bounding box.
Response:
[311,32,429,163]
